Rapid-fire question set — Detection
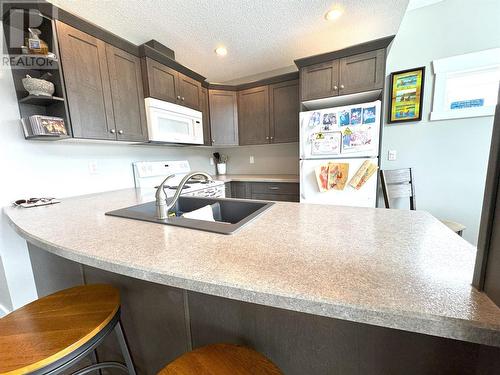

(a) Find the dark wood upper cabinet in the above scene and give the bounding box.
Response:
[269,80,299,143]
[142,58,179,104]
[106,45,148,141]
[209,90,238,146]
[201,87,211,146]
[56,21,115,140]
[338,49,385,95]
[238,86,270,146]
[300,60,339,101]
[142,57,202,111]
[300,48,385,101]
[178,73,201,110]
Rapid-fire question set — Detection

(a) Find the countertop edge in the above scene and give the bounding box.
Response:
[4,209,500,348]
[214,175,300,183]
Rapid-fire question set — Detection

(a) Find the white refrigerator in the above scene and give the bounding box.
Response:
[299,100,381,207]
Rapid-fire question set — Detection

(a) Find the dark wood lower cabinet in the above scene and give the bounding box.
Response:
[28,245,500,375]
[230,182,299,202]
[230,182,251,199]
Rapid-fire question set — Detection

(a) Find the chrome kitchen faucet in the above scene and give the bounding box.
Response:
[155,171,213,220]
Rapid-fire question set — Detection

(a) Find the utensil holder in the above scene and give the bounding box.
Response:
[217,163,226,175]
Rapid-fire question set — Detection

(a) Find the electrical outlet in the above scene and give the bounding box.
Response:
[249,156,255,164]
[388,150,397,161]
[88,161,99,175]
[209,157,214,165]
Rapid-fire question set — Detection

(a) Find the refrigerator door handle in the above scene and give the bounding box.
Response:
[300,160,306,201]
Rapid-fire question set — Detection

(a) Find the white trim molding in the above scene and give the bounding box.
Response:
[430,48,500,121]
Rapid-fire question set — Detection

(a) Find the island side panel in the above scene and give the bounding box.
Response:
[83,266,190,374]
[28,242,85,297]
[187,291,500,375]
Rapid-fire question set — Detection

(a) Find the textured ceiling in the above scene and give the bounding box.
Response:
[48,0,409,83]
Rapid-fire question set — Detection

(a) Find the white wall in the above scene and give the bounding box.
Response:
[381,0,499,244]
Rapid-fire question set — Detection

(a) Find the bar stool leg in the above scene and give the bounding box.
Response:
[90,350,103,375]
[114,320,136,375]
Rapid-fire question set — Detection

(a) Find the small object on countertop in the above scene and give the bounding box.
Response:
[216,162,227,175]
[13,197,60,208]
[213,152,221,163]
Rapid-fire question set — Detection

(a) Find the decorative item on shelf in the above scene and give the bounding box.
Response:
[22,73,55,96]
[21,115,67,138]
[25,28,49,55]
[388,66,425,123]
[213,152,228,175]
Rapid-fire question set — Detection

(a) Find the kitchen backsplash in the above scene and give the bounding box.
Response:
[218,143,299,175]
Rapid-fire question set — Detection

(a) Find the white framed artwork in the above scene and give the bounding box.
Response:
[430,48,500,121]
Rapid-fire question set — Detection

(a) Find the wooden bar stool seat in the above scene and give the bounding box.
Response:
[158,343,282,375]
[0,284,135,375]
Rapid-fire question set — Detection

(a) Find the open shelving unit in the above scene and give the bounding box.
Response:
[2,7,72,140]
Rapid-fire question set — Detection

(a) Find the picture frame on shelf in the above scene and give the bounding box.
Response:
[388,67,425,123]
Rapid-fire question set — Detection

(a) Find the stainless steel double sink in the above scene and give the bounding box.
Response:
[105,196,274,234]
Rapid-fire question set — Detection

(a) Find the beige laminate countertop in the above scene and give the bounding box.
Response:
[4,188,500,347]
[213,174,299,183]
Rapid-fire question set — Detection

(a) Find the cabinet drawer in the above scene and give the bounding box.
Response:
[251,193,299,202]
[250,182,299,195]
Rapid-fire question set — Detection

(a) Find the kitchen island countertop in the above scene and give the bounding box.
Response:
[3,188,500,347]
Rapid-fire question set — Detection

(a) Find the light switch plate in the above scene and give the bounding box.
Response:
[249,156,255,164]
[388,150,397,161]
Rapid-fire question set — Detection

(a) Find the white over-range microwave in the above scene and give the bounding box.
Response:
[145,98,204,144]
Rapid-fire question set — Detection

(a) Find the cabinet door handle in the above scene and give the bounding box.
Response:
[333,85,338,90]
[118,130,123,135]
[266,136,269,140]
[340,84,345,89]
[110,129,116,134]
[212,139,216,143]
[177,95,181,100]
[270,136,274,140]
[181,97,185,101]
[269,186,279,190]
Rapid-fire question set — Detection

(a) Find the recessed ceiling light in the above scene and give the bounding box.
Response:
[215,46,228,57]
[325,7,343,21]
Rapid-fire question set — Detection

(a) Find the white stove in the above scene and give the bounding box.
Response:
[132,160,225,198]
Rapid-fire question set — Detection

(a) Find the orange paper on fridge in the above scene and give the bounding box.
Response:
[348,160,378,190]
[315,163,349,192]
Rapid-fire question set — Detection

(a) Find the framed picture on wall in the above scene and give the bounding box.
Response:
[388,67,425,123]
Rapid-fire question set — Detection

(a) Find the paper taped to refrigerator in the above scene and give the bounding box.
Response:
[311,131,341,155]
[348,160,378,190]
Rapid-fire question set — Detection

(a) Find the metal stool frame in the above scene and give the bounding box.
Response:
[28,308,136,375]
